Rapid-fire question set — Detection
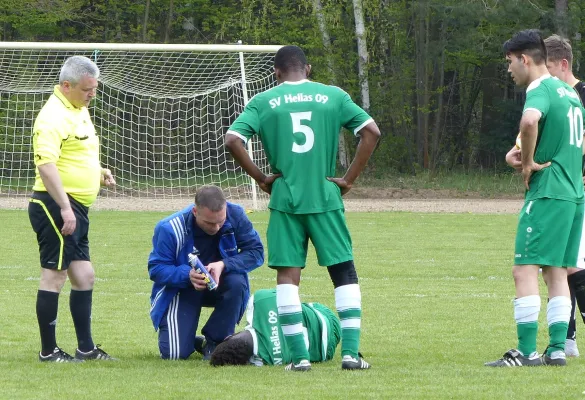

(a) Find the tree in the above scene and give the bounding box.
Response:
[164,0,175,43]
[142,0,151,42]
[352,0,371,113]
[555,0,568,36]
[414,0,430,169]
[312,0,349,169]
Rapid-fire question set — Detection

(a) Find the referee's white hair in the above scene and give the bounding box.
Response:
[59,56,100,85]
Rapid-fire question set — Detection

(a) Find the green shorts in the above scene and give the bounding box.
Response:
[267,209,353,268]
[515,198,584,267]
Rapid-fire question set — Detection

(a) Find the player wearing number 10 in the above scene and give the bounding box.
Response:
[225,45,380,371]
[486,30,585,367]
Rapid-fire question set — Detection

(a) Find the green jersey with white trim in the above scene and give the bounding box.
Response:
[523,75,585,202]
[227,80,373,214]
[245,289,340,366]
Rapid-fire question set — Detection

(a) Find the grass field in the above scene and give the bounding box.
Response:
[1,208,584,399]
[358,170,525,198]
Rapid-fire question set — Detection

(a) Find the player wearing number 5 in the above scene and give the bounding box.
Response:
[225,45,380,371]
[486,30,585,367]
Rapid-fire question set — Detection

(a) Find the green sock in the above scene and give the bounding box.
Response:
[547,322,568,355]
[339,308,361,358]
[279,311,309,364]
[517,321,538,357]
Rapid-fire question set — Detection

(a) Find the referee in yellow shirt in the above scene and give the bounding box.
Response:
[28,56,116,362]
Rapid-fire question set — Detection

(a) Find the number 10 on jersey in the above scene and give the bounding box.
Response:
[568,106,584,147]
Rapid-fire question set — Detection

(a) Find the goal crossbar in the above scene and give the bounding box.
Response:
[0,42,280,210]
[0,42,282,53]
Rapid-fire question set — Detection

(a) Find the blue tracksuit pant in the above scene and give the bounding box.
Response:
[158,271,248,360]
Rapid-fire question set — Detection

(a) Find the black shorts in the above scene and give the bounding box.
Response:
[28,191,90,270]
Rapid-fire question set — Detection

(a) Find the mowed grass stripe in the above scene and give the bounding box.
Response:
[1,209,584,399]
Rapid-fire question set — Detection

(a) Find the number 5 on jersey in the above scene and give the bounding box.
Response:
[568,106,584,147]
[290,112,314,153]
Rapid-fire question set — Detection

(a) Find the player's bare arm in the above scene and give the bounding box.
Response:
[505,146,522,171]
[37,162,76,235]
[519,110,551,190]
[328,121,381,195]
[225,135,281,194]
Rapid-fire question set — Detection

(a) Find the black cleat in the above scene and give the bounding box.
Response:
[39,347,83,363]
[542,350,567,366]
[194,335,206,355]
[342,353,371,370]
[485,349,543,367]
[75,345,117,361]
[284,359,311,371]
[202,340,217,361]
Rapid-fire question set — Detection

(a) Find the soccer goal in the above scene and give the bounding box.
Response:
[0,42,281,210]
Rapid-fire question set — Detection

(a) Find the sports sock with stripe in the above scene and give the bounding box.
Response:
[547,296,571,355]
[335,284,362,359]
[514,295,540,357]
[276,284,309,364]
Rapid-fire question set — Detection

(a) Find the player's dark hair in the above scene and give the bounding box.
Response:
[503,29,547,65]
[544,34,573,66]
[195,185,226,212]
[209,331,254,367]
[274,45,308,73]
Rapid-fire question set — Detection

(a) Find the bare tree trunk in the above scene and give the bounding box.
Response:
[378,0,389,76]
[352,0,370,113]
[555,0,568,37]
[414,0,430,169]
[313,0,334,79]
[164,0,175,43]
[142,0,151,42]
[431,21,446,171]
[479,63,506,167]
[115,11,122,40]
[312,0,349,169]
[423,15,430,169]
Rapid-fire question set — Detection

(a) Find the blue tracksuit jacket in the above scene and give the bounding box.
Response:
[148,202,264,330]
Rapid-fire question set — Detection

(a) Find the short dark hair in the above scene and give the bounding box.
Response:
[194,185,226,212]
[544,34,573,66]
[209,331,254,366]
[274,45,308,73]
[503,29,547,65]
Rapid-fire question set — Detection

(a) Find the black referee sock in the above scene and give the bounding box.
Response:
[36,290,59,355]
[70,289,95,352]
[569,269,585,326]
[568,291,577,340]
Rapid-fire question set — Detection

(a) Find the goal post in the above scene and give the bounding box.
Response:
[0,42,282,209]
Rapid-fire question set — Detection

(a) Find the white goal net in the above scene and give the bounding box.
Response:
[0,42,281,209]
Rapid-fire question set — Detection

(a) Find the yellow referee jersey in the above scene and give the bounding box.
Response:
[32,85,102,207]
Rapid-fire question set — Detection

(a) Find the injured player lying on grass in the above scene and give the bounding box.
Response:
[209,289,369,369]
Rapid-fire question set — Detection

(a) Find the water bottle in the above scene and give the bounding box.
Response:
[188,251,218,291]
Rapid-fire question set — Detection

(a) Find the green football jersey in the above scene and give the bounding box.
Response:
[245,289,341,366]
[227,79,373,214]
[523,75,585,202]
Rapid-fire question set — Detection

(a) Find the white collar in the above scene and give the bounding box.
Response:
[281,79,310,85]
[526,74,552,92]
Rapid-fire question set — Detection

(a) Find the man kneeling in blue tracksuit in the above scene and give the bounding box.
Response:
[148,185,264,360]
